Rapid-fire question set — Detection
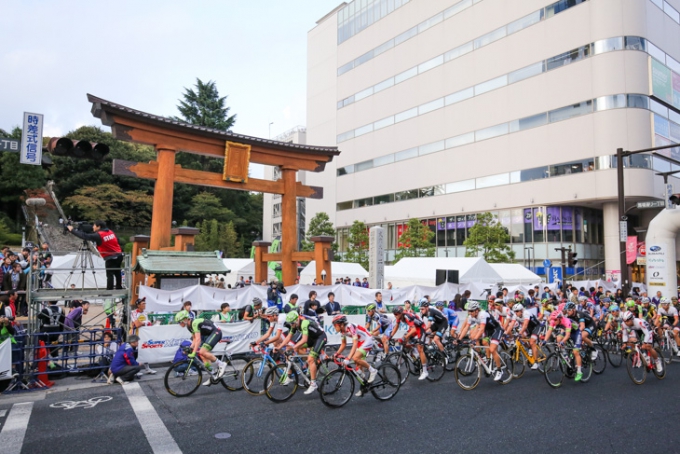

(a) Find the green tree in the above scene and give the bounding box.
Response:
[175,78,236,131]
[219,221,241,257]
[62,183,153,229]
[394,218,435,262]
[301,212,338,252]
[194,219,243,257]
[187,192,235,224]
[464,212,515,263]
[344,220,369,270]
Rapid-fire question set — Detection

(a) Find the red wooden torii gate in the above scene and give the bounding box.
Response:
[87,94,339,288]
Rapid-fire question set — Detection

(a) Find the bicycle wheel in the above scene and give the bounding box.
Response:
[626,351,647,385]
[264,364,298,402]
[319,369,354,408]
[164,360,202,397]
[579,359,593,383]
[511,348,526,379]
[543,353,563,388]
[653,348,666,380]
[454,355,480,391]
[425,351,446,382]
[607,341,623,368]
[371,363,401,401]
[592,345,607,375]
[386,353,409,385]
[444,345,458,372]
[241,358,273,396]
[659,337,673,365]
[498,351,513,385]
[220,356,247,391]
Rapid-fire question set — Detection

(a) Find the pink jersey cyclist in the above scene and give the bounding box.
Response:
[343,323,374,351]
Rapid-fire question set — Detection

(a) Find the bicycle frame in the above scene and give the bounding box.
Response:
[512,337,544,365]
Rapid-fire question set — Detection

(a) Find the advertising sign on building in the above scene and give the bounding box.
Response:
[20,112,43,166]
[652,58,673,104]
[646,244,666,287]
[368,226,385,289]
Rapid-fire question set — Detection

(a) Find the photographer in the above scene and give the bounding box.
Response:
[67,220,124,290]
[267,281,286,311]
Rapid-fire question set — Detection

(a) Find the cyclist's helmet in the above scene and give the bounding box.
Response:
[512,303,524,312]
[265,306,279,316]
[541,298,549,304]
[252,297,263,307]
[660,297,671,306]
[641,297,651,304]
[392,306,404,315]
[564,302,576,311]
[435,301,445,308]
[285,311,299,324]
[622,310,635,321]
[610,305,620,312]
[465,301,480,311]
[601,297,611,303]
[175,310,189,323]
[332,315,347,325]
[626,300,636,309]
[366,303,376,312]
[494,298,504,306]
[420,301,430,308]
[419,297,428,305]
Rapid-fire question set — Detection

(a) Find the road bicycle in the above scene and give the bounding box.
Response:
[412,338,446,381]
[263,350,336,403]
[454,342,513,390]
[657,323,679,365]
[385,340,419,384]
[596,329,623,368]
[443,335,469,372]
[625,342,666,385]
[241,343,282,396]
[504,335,549,378]
[164,345,247,397]
[543,340,593,388]
[318,355,401,407]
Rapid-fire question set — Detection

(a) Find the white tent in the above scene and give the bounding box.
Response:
[300,261,368,284]
[385,257,502,288]
[489,264,542,285]
[219,258,276,287]
[48,253,108,289]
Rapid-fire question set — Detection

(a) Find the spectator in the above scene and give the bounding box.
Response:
[130,297,156,375]
[212,303,232,323]
[303,299,322,322]
[182,301,197,320]
[541,286,551,300]
[38,299,64,363]
[247,276,253,285]
[267,282,280,308]
[68,220,124,290]
[0,256,13,284]
[0,290,17,319]
[386,282,393,290]
[207,276,215,287]
[96,331,118,384]
[3,262,27,316]
[63,300,90,369]
[110,335,143,385]
[237,276,246,288]
[312,278,317,286]
[324,292,341,316]
[652,290,662,306]
[302,291,318,315]
[362,277,369,288]
[216,278,225,289]
[0,313,18,376]
[283,294,298,313]
[39,242,52,263]
[335,278,341,284]
[461,290,471,309]
[171,340,197,377]
[374,292,386,313]
[65,284,83,312]
[242,298,264,322]
[353,278,361,287]
[294,278,300,284]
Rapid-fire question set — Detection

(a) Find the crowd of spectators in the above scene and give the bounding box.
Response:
[0,242,53,317]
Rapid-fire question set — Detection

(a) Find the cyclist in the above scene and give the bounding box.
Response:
[539,298,555,321]
[457,301,505,381]
[507,303,542,370]
[638,297,656,322]
[404,300,415,315]
[491,298,512,331]
[276,311,327,394]
[621,310,663,373]
[252,307,288,348]
[604,304,622,333]
[577,296,594,318]
[392,306,429,380]
[435,301,459,338]
[175,310,228,385]
[544,303,583,381]
[366,303,394,357]
[419,301,448,355]
[565,301,598,361]
[333,315,378,395]
[656,298,680,357]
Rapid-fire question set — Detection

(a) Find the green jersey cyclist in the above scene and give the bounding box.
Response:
[175,310,229,386]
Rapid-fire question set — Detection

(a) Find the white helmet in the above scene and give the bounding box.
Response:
[512,303,524,312]
[660,297,670,305]
[466,301,480,311]
[265,306,279,316]
[622,310,635,322]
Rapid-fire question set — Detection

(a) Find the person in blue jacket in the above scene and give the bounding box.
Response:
[435,301,459,338]
[110,335,143,385]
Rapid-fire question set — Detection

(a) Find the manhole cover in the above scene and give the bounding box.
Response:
[215,433,231,440]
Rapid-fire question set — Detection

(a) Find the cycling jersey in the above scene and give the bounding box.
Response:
[425,308,448,325]
[638,305,656,320]
[492,306,512,325]
[548,315,573,332]
[659,306,679,328]
[468,310,503,343]
[367,312,391,331]
[441,307,459,327]
[513,310,540,334]
[622,318,653,344]
[402,312,426,342]
[343,323,372,344]
[291,319,327,358]
[568,311,595,331]
[274,314,290,337]
[189,318,219,337]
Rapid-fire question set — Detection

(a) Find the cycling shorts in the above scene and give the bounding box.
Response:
[488,326,503,345]
[308,334,327,359]
[432,321,448,338]
[569,329,582,349]
[530,324,543,340]
[356,339,374,359]
[201,329,222,351]
[381,322,395,337]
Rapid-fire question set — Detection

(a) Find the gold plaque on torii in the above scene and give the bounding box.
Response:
[223,141,251,183]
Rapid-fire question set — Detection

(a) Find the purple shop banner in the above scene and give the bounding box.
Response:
[525,207,575,230]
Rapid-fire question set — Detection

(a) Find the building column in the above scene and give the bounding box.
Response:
[281,168,297,285]
[150,147,176,250]
[603,202,621,282]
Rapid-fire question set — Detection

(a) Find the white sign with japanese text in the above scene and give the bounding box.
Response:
[20,112,43,165]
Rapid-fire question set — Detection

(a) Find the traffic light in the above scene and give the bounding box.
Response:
[670,194,680,206]
[569,251,578,267]
[47,137,110,161]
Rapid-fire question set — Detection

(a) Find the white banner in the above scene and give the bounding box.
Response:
[137,320,261,364]
[0,338,11,381]
[321,314,410,345]
[20,112,43,165]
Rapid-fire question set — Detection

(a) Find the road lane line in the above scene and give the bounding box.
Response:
[0,402,34,454]
[123,382,182,454]
[0,409,7,417]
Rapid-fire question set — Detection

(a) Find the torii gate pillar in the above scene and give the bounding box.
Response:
[149,147,176,250]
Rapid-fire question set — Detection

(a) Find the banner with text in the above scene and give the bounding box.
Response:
[0,339,11,381]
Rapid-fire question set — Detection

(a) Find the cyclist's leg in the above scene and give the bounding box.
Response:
[570,330,583,368]
[308,335,327,381]
[199,330,222,364]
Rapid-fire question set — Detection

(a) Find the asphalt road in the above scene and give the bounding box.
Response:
[2,359,680,454]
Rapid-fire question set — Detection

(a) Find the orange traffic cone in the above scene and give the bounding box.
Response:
[37,341,55,388]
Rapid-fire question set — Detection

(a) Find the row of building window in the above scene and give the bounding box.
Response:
[337,0,594,109]
[336,35,674,146]
[651,0,680,24]
[337,0,412,44]
[337,94,673,181]
[337,0,586,76]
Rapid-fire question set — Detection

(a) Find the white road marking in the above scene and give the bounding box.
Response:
[0,409,7,418]
[0,402,34,454]
[123,383,182,454]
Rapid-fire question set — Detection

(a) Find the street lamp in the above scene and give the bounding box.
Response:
[321,269,327,285]
[524,246,534,271]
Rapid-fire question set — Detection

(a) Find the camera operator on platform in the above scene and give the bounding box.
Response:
[67,220,124,290]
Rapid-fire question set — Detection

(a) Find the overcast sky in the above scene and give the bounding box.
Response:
[1,1,341,150]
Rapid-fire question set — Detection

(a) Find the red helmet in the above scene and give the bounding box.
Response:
[332,315,347,325]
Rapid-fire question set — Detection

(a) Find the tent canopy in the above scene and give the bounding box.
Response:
[488,264,542,285]
[300,261,368,284]
[386,257,502,287]
[219,259,276,287]
[48,253,107,289]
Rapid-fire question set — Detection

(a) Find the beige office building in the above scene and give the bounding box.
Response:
[303,0,680,282]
